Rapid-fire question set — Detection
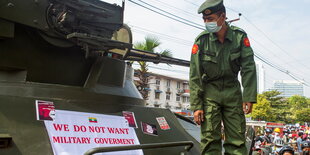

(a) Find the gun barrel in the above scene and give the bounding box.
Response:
[125,48,190,67]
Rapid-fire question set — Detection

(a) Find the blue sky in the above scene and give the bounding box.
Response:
[105,0,310,97]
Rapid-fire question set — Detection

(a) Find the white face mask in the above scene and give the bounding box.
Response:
[275,132,279,136]
[204,14,224,33]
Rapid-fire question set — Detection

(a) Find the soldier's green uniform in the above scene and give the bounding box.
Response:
[189,0,257,154]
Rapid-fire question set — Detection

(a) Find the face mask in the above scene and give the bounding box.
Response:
[205,14,224,33]
[275,133,279,136]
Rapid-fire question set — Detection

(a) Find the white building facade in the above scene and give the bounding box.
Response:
[256,61,266,94]
[142,73,190,112]
[269,80,304,97]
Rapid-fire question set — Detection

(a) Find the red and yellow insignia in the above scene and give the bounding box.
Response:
[243,37,251,47]
[192,44,198,54]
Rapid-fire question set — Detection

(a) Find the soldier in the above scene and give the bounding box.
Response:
[189,0,257,154]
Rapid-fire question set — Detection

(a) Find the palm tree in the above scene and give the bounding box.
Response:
[133,36,172,100]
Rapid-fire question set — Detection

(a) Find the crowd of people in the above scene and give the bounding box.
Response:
[253,126,310,155]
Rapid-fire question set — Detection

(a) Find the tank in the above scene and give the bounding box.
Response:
[0,0,253,154]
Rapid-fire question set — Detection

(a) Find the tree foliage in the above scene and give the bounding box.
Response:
[294,108,310,122]
[251,91,310,124]
[288,95,310,123]
[262,91,288,122]
[133,36,172,100]
[251,94,273,121]
[288,95,308,110]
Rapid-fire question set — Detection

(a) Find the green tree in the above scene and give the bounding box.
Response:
[251,94,274,121]
[252,91,310,123]
[288,95,308,109]
[262,90,283,106]
[133,36,172,100]
[288,95,310,123]
[295,108,310,122]
[262,90,288,122]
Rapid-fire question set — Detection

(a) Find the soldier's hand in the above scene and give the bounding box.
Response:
[243,102,253,114]
[194,110,204,125]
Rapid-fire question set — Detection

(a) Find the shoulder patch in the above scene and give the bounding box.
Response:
[243,37,251,47]
[192,44,199,55]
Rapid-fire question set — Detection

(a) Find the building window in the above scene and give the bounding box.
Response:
[177,82,181,89]
[182,96,190,103]
[166,93,171,100]
[183,83,188,89]
[155,92,160,99]
[166,79,171,87]
[165,103,171,109]
[176,94,180,101]
[156,79,160,85]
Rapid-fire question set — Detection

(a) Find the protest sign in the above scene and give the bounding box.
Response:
[44,110,143,155]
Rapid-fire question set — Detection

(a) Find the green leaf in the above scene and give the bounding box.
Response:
[132,35,173,100]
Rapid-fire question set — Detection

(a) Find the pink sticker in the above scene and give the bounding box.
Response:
[36,100,55,121]
[156,117,170,130]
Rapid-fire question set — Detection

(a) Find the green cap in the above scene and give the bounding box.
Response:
[198,0,224,15]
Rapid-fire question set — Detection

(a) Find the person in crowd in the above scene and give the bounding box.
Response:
[297,132,304,154]
[283,132,289,144]
[274,128,282,143]
[291,128,298,139]
[263,128,273,145]
[254,133,264,151]
[301,141,310,155]
[273,139,285,154]
[303,132,308,141]
[278,146,294,155]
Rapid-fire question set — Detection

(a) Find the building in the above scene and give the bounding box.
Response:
[269,80,304,97]
[256,61,265,93]
[134,71,190,112]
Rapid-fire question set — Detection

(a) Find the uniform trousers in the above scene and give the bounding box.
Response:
[200,98,247,155]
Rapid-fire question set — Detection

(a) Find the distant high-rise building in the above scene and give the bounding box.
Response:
[269,80,304,97]
[256,61,265,93]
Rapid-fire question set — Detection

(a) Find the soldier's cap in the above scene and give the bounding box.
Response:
[198,0,225,15]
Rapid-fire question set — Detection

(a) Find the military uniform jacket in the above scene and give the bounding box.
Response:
[189,24,257,111]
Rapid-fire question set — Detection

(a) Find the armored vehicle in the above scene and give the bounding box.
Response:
[0,0,254,154]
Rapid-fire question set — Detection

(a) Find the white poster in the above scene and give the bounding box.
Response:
[44,110,143,155]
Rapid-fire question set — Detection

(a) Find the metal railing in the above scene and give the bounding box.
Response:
[84,141,194,155]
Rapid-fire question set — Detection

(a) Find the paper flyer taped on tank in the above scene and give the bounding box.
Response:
[141,122,158,136]
[156,117,170,130]
[44,110,143,155]
[122,111,138,128]
[35,100,55,121]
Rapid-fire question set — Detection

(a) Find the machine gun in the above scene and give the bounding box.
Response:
[0,0,188,66]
